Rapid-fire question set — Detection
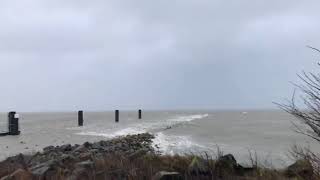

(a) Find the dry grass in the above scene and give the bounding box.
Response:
[0,151,318,180]
[78,153,294,180]
[0,134,318,180]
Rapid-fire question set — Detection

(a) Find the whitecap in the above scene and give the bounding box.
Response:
[76,114,209,140]
[152,132,208,155]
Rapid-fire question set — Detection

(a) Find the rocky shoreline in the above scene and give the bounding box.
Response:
[0,133,315,180]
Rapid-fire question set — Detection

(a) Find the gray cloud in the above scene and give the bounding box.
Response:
[0,0,319,111]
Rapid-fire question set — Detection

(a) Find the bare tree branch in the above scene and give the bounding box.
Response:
[276,47,320,143]
[307,45,320,53]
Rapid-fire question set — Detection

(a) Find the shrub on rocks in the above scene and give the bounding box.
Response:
[286,159,314,179]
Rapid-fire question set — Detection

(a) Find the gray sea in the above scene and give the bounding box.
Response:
[0,110,318,167]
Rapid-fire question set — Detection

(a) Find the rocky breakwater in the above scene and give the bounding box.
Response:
[0,133,155,180]
[0,133,316,180]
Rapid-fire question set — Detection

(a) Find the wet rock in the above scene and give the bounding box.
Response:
[60,154,76,165]
[0,133,156,179]
[152,171,183,180]
[73,145,88,153]
[30,160,59,178]
[43,146,54,152]
[286,159,313,179]
[60,144,72,152]
[0,169,32,180]
[83,142,91,148]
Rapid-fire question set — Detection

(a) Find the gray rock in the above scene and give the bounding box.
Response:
[75,160,95,170]
[31,164,50,176]
[43,146,54,152]
[60,154,76,164]
[73,145,88,153]
[83,142,91,148]
[91,143,102,150]
[60,144,72,151]
[30,160,58,177]
[89,149,99,154]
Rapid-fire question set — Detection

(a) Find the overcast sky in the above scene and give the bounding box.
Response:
[0,0,319,111]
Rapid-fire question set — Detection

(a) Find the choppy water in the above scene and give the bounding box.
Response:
[0,110,318,167]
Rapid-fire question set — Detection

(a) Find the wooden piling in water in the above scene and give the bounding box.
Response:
[115,110,119,123]
[78,111,84,126]
[138,109,142,119]
[8,111,20,135]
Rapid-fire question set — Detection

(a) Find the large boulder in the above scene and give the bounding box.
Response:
[152,171,183,180]
[286,159,313,179]
[30,160,60,179]
[60,144,72,152]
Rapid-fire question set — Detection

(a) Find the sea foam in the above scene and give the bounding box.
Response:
[152,132,208,155]
[77,114,208,136]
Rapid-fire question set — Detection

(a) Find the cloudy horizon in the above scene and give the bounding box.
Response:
[0,0,319,112]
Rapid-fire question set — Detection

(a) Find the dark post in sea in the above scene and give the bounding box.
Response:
[78,110,84,126]
[115,110,119,123]
[8,111,20,135]
[138,109,142,119]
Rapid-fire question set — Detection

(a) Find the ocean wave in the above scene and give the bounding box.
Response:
[76,114,209,139]
[76,127,145,138]
[152,132,208,155]
[168,114,209,122]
